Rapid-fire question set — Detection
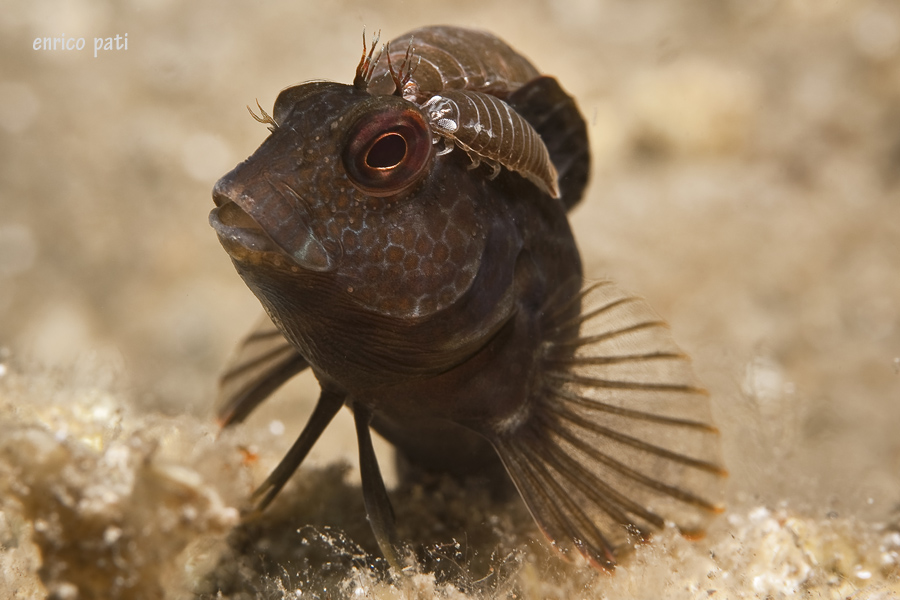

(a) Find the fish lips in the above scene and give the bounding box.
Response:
[209,173,338,272]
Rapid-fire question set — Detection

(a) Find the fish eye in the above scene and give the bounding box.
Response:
[343,105,433,197]
[366,133,407,169]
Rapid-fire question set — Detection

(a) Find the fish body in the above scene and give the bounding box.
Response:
[210,26,724,570]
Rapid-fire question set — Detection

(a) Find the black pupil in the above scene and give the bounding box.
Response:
[366,133,407,169]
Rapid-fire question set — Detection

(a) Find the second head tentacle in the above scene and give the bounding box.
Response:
[353,27,383,92]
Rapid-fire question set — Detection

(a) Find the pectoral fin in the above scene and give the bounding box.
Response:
[216,313,309,427]
[491,280,725,569]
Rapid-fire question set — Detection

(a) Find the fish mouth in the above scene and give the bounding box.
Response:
[209,199,281,258]
[209,176,337,271]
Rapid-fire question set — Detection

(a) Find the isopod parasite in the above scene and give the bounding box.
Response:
[423,90,560,198]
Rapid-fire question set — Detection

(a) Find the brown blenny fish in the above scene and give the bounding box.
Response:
[209,25,725,571]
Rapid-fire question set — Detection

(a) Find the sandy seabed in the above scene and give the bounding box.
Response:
[1,0,899,598]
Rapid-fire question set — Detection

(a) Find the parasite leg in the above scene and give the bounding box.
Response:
[486,160,501,180]
[434,137,454,156]
[386,36,418,97]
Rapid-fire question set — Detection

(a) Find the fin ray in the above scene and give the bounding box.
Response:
[216,313,309,427]
[551,421,723,513]
[545,385,718,431]
[528,421,665,531]
[496,437,617,568]
[251,388,345,511]
[518,440,619,567]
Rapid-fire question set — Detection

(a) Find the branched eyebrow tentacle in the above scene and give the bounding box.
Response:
[247,99,277,132]
[353,27,383,91]
[386,36,419,98]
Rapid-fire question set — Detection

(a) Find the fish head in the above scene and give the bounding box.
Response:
[210,80,499,316]
[212,82,426,267]
[210,80,522,386]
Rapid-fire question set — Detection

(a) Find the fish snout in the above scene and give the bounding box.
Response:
[212,176,238,208]
[209,170,338,272]
[209,176,280,260]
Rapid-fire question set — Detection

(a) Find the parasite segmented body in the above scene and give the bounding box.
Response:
[366,26,560,198]
[424,90,561,199]
[368,26,540,101]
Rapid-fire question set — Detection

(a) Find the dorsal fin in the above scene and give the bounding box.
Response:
[506,77,590,212]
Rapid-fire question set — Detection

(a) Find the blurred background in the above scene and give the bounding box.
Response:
[1,0,899,595]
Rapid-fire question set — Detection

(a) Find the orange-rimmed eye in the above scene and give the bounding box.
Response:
[343,106,433,197]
